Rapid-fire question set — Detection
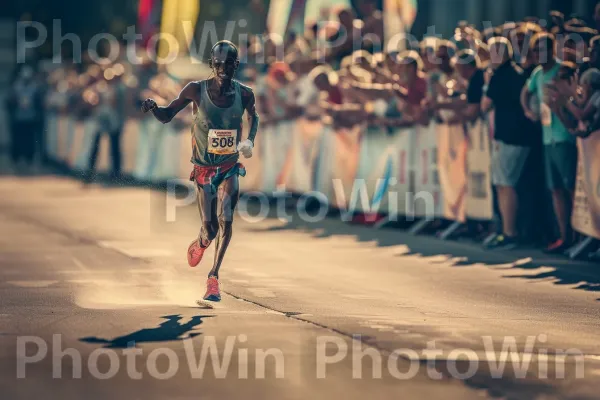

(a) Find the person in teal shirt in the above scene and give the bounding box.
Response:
[521,33,577,254]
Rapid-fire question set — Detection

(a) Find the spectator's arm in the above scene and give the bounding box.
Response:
[376,117,415,128]
[463,103,481,121]
[434,95,467,111]
[520,85,538,121]
[348,81,406,98]
[554,104,579,131]
[521,71,538,120]
[481,96,493,114]
[563,97,597,122]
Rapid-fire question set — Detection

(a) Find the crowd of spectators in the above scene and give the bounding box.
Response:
[236,5,600,254]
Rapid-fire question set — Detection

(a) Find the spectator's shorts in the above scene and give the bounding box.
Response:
[491,140,530,187]
[544,142,577,190]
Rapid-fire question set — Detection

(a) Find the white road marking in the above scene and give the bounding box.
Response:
[7,280,59,288]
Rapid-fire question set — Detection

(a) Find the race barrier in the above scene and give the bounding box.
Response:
[572,135,600,241]
[45,112,600,243]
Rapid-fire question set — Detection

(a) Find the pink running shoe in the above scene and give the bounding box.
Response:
[187,239,209,267]
[203,276,221,301]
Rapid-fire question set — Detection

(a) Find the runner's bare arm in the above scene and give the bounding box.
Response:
[141,82,197,124]
[241,86,260,144]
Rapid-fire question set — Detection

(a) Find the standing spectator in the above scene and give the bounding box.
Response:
[515,26,549,246]
[431,41,459,123]
[5,65,44,174]
[594,2,600,33]
[482,37,534,249]
[396,51,427,121]
[434,49,484,122]
[84,78,125,184]
[521,33,578,253]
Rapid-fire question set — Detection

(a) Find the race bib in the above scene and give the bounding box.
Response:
[208,129,237,155]
[541,103,552,127]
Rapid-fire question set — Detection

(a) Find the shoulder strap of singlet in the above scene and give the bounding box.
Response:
[233,80,242,109]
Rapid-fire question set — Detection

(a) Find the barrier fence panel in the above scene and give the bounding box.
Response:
[352,125,391,215]
[313,123,363,210]
[151,120,178,180]
[413,122,443,218]
[56,116,71,162]
[45,113,600,242]
[382,127,416,219]
[46,113,59,160]
[437,123,468,223]
[572,136,600,240]
[136,117,166,180]
[237,118,264,192]
[278,117,324,195]
[465,117,493,221]
[69,120,96,171]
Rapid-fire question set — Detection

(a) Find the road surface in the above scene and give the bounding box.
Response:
[1,173,600,400]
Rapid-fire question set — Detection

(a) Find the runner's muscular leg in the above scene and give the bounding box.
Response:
[208,175,240,278]
[196,184,219,246]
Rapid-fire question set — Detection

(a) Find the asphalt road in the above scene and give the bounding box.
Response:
[1,173,600,400]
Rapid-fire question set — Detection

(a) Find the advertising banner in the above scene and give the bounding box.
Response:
[465,117,493,221]
[572,135,600,240]
[437,123,468,222]
[413,123,442,218]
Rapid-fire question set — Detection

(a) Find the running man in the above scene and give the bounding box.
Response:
[141,40,259,301]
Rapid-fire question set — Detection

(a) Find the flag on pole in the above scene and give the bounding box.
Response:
[158,0,200,60]
[285,0,308,38]
[383,0,418,51]
[138,0,163,48]
[268,0,294,39]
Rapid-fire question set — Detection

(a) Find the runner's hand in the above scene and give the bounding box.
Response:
[141,98,157,113]
[237,139,253,158]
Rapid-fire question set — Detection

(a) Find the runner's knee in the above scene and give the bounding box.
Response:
[218,215,233,235]
[202,220,219,241]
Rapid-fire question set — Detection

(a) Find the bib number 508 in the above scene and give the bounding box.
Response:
[212,137,235,148]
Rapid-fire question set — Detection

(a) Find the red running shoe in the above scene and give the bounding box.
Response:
[187,239,209,267]
[203,276,221,301]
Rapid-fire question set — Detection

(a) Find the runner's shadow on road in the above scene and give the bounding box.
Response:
[80,314,212,348]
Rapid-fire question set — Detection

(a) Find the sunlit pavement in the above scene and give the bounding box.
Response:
[1,173,600,400]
